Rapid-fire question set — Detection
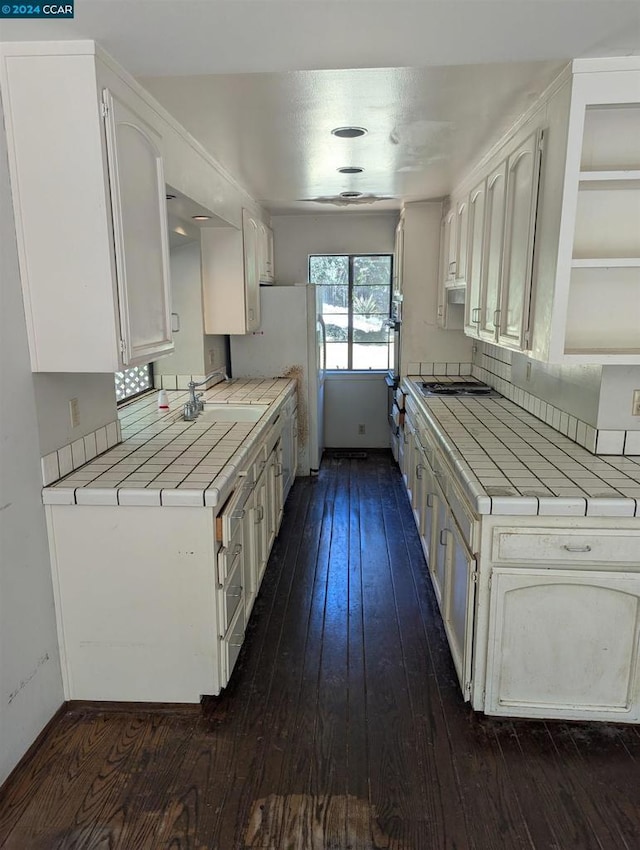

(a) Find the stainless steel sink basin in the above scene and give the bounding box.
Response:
[200,403,268,422]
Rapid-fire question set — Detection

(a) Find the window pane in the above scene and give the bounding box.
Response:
[353,255,392,286]
[353,318,389,343]
[353,285,390,314]
[317,284,348,312]
[325,342,349,370]
[352,343,391,370]
[324,317,349,342]
[310,255,349,286]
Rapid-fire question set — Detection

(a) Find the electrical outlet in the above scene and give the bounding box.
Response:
[69,398,80,428]
[358,424,366,435]
[632,390,640,416]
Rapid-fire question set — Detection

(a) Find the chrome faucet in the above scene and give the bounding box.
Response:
[183,369,229,420]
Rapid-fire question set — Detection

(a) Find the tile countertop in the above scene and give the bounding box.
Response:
[403,377,640,519]
[43,378,295,509]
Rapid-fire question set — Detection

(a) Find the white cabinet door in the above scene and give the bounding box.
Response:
[497,130,543,349]
[464,179,486,337]
[103,89,173,366]
[402,417,416,505]
[443,520,476,700]
[485,568,640,721]
[258,221,275,283]
[242,211,261,331]
[479,161,507,341]
[454,198,469,284]
[431,485,449,611]
[443,209,457,281]
[412,439,427,533]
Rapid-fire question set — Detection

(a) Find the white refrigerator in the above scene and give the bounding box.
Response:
[229,284,326,475]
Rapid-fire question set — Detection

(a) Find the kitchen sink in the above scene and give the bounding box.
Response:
[200,403,268,422]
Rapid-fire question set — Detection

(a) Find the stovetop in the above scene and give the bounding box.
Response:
[419,381,502,398]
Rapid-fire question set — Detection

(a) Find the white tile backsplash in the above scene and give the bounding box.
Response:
[40,417,121,486]
[473,341,639,456]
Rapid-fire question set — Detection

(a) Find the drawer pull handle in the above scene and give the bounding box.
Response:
[254,505,264,523]
[416,464,423,480]
[231,509,246,519]
[439,529,448,546]
[426,494,434,508]
[472,307,481,323]
[234,543,242,556]
[562,544,592,553]
[227,587,242,598]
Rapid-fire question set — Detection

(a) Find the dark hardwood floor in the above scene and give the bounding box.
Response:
[1,452,639,849]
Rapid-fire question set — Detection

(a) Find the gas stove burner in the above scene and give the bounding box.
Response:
[420,380,501,399]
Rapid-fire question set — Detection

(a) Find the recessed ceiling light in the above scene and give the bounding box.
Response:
[337,166,364,174]
[166,193,176,200]
[340,191,364,199]
[332,126,367,139]
[192,215,211,221]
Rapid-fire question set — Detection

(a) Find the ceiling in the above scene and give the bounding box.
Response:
[3,1,639,214]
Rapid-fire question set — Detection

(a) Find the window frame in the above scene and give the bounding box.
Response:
[308,252,394,372]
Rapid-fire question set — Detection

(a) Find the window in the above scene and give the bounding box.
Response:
[114,364,154,403]
[309,254,393,370]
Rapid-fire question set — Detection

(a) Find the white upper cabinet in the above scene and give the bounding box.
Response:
[463,179,486,337]
[478,161,507,342]
[201,209,262,335]
[456,57,640,364]
[453,198,469,285]
[102,89,173,367]
[0,45,173,371]
[497,130,543,349]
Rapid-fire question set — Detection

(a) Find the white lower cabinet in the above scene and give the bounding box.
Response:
[485,568,640,722]
[401,382,640,723]
[46,396,296,703]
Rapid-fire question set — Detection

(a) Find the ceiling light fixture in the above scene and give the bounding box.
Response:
[332,126,367,139]
[192,215,211,221]
[337,166,364,174]
[340,191,364,199]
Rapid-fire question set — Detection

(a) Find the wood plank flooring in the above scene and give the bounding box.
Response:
[1,451,639,849]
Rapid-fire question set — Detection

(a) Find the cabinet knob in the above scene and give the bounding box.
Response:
[562,544,592,553]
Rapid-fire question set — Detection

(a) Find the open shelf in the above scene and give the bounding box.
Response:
[565,267,640,353]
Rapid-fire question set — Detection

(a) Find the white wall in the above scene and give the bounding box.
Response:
[0,105,64,785]
[598,366,640,431]
[401,202,474,371]
[324,372,389,449]
[33,373,117,458]
[272,211,397,285]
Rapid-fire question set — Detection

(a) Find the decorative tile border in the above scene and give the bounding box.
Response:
[40,418,121,486]
[473,343,639,457]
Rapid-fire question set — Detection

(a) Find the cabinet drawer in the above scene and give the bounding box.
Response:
[217,522,244,585]
[394,387,406,410]
[493,528,640,566]
[218,480,253,545]
[219,549,244,635]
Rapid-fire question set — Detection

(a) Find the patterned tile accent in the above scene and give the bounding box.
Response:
[472,342,640,456]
